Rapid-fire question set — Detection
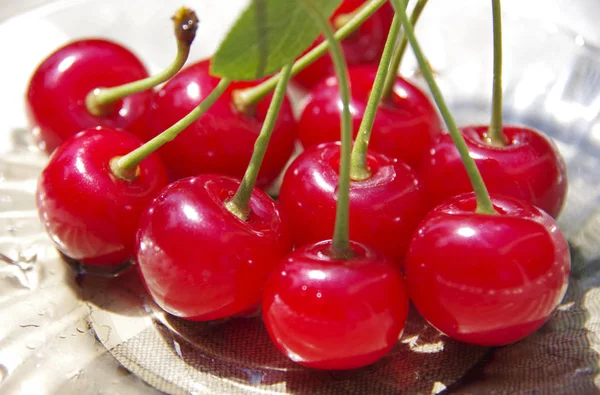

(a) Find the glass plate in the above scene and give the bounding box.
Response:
[1,0,599,394]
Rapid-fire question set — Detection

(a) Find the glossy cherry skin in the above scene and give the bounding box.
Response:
[294,0,395,89]
[263,240,409,370]
[298,66,441,169]
[279,142,428,264]
[419,125,568,217]
[404,193,570,346]
[135,174,292,321]
[36,128,169,266]
[26,39,152,153]
[146,59,297,188]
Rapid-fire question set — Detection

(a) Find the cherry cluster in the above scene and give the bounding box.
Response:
[29,0,570,371]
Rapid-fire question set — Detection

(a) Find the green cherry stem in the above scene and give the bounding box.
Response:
[381,0,428,100]
[111,78,231,180]
[390,0,497,215]
[333,2,366,29]
[233,0,387,113]
[303,0,353,259]
[486,0,506,146]
[225,63,294,221]
[86,7,199,116]
[349,15,401,181]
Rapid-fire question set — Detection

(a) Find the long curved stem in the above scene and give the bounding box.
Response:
[225,63,294,220]
[112,78,231,178]
[233,0,387,112]
[390,0,497,215]
[486,0,506,146]
[349,15,401,180]
[303,0,353,259]
[86,7,199,116]
[381,0,428,100]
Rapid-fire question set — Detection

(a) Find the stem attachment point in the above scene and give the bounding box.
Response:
[110,156,139,182]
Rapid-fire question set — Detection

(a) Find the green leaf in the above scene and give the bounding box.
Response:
[211,0,342,80]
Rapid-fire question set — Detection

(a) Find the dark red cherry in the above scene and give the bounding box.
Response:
[36,127,169,266]
[419,125,568,217]
[135,174,292,321]
[263,240,409,370]
[278,142,427,264]
[294,0,395,89]
[404,193,570,346]
[146,59,297,188]
[26,39,152,153]
[298,66,441,169]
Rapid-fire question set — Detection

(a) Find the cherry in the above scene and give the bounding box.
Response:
[135,174,292,321]
[262,240,409,370]
[294,0,394,89]
[145,59,297,187]
[36,127,169,266]
[298,65,441,169]
[418,125,568,217]
[26,39,152,153]
[279,142,427,263]
[404,193,570,346]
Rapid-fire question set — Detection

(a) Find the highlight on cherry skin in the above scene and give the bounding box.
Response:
[262,240,409,370]
[145,59,297,187]
[418,125,568,218]
[279,141,428,264]
[135,174,292,321]
[404,193,571,347]
[26,39,152,153]
[294,0,395,89]
[298,65,441,169]
[36,127,169,266]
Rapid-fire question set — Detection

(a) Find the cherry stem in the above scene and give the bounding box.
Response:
[349,15,401,181]
[233,0,387,113]
[85,7,199,116]
[332,2,366,29]
[112,78,231,178]
[390,0,497,215]
[486,0,506,147]
[381,0,428,100]
[303,0,353,259]
[225,63,294,221]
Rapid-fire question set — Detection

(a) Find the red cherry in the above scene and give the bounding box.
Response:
[298,66,441,169]
[36,128,169,266]
[419,125,568,217]
[294,0,395,88]
[262,240,409,370]
[279,142,427,264]
[146,59,297,188]
[135,174,292,321]
[26,39,152,153]
[404,193,570,346]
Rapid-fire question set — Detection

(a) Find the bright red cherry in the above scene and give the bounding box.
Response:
[294,0,395,89]
[135,174,292,321]
[418,125,568,217]
[298,66,441,169]
[279,142,427,264]
[36,128,169,266]
[26,39,152,153]
[145,60,297,188]
[263,240,409,370]
[405,193,570,346]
